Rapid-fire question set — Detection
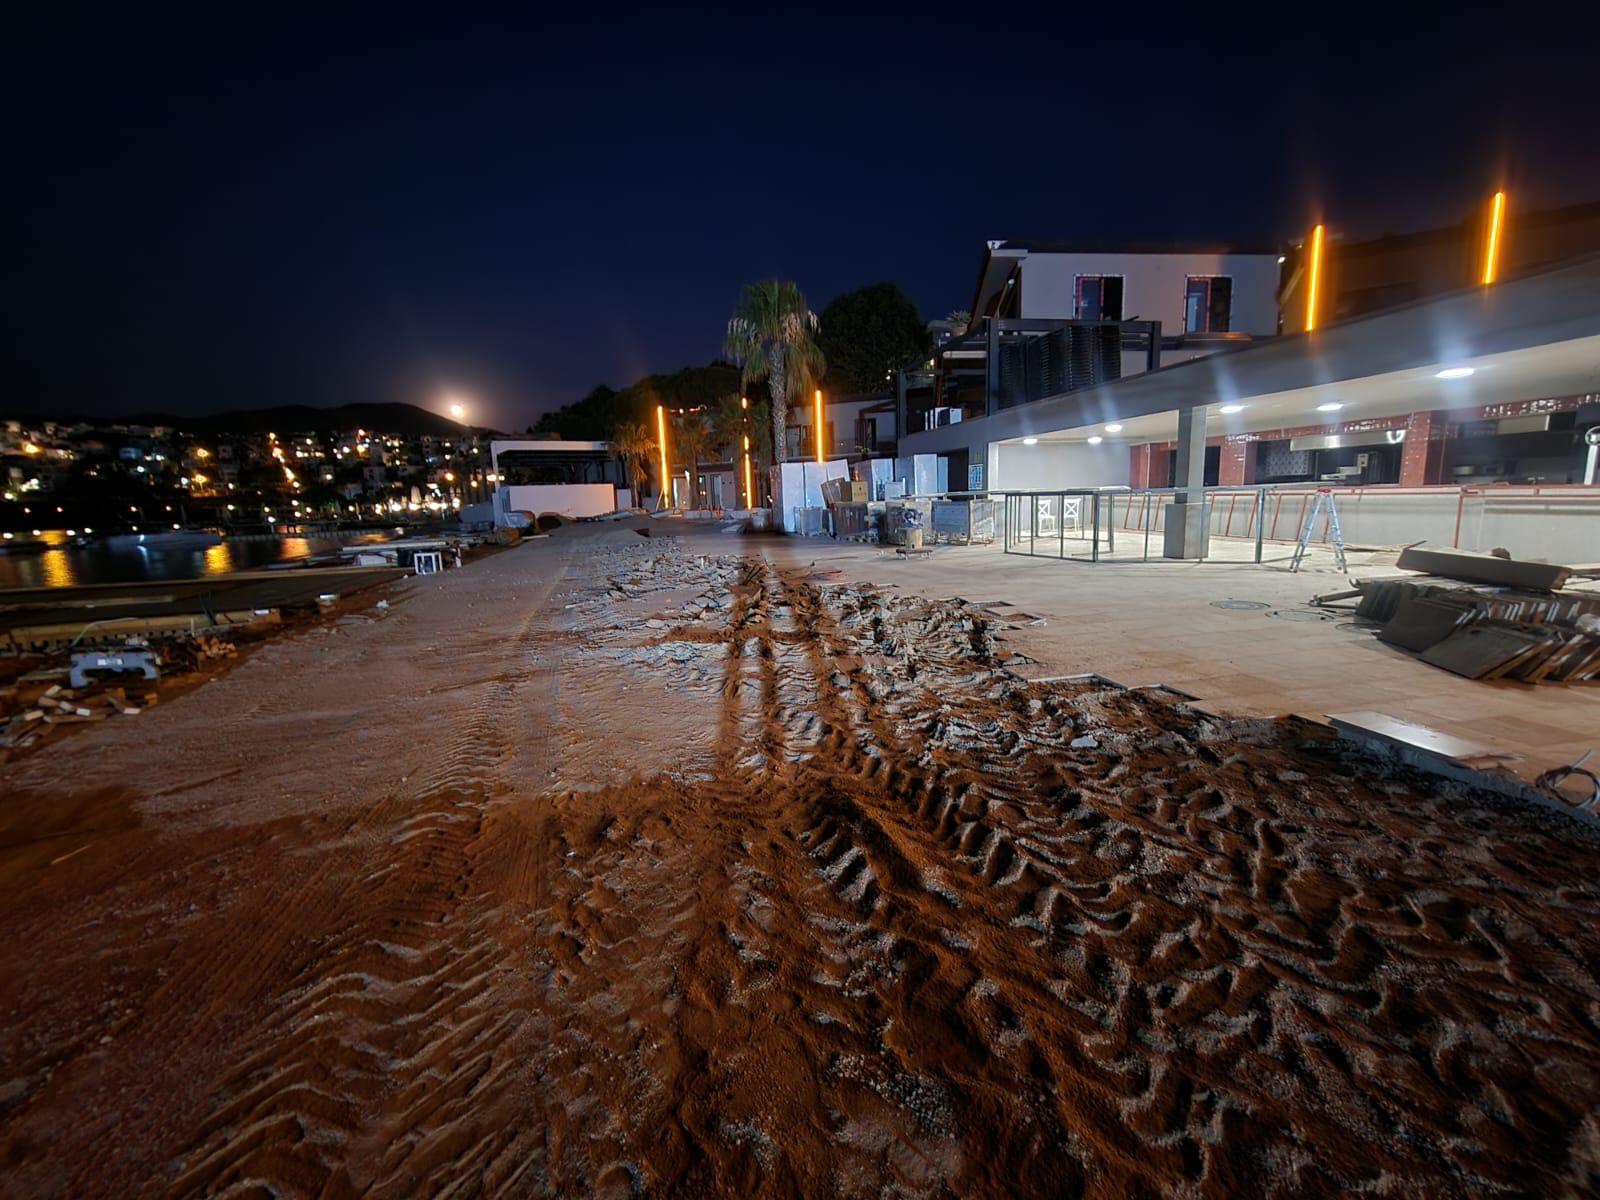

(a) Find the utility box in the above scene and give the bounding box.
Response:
[931,498,997,544]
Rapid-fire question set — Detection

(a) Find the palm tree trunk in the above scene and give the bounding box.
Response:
[767,346,786,465]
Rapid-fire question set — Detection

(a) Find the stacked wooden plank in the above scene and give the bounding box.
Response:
[1357,578,1600,683]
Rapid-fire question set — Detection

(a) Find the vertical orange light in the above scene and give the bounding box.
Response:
[656,404,671,507]
[814,388,825,464]
[1305,223,1325,332]
[1482,190,1506,285]
[742,434,753,509]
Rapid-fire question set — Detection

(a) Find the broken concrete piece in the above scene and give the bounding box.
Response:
[1397,546,1570,591]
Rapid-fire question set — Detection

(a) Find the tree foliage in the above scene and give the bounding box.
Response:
[609,420,656,500]
[531,363,741,441]
[817,283,931,395]
[724,281,826,464]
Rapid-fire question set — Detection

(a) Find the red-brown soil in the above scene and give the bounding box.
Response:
[2,532,1597,1197]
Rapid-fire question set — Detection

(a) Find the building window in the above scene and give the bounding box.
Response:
[1074,275,1124,321]
[1184,276,1233,332]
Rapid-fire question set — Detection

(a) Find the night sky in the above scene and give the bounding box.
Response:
[6,6,1599,432]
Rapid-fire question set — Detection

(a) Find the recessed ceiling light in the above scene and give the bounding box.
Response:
[1277,255,1287,264]
[1435,366,1475,380]
[1317,402,1343,412]
[1104,423,1123,433]
[1022,436,1038,445]
[1219,404,1244,414]
[1087,435,1104,445]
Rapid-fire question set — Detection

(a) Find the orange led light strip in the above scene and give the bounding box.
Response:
[656,404,670,507]
[1483,191,1506,285]
[1305,223,1325,332]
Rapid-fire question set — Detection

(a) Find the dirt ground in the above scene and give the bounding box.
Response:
[2,524,1598,1198]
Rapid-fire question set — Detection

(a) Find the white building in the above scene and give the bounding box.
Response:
[969,239,1281,352]
[895,239,1282,493]
[487,440,622,524]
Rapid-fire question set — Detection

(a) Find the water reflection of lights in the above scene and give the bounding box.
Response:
[203,544,235,575]
[41,549,76,588]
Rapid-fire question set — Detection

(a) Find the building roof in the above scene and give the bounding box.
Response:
[1331,198,1600,258]
[991,238,1281,256]
[907,249,1600,453]
[489,439,610,454]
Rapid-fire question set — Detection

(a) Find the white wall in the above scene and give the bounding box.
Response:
[497,483,616,522]
[1020,252,1281,336]
[993,440,1127,491]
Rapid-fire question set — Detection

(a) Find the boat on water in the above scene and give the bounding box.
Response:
[105,529,224,550]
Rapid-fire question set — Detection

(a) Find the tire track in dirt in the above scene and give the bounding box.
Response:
[113,549,578,1197]
[517,549,1600,1197]
[7,536,1600,1198]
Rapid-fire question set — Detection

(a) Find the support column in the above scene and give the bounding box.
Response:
[1399,410,1451,486]
[1218,437,1257,486]
[1163,406,1210,558]
[985,319,1000,416]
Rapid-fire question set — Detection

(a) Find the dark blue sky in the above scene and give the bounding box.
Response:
[6,5,1599,431]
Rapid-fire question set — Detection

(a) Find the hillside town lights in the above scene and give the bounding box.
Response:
[656,404,671,505]
[1305,223,1326,332]
[814,389,825,464]
[1483,191,1507,285]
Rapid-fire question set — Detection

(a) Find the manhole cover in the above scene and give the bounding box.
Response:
[1268,609,1336,622]
[1210,599,1270,611]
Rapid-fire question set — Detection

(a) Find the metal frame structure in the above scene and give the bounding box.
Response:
[1002,486,1271,565]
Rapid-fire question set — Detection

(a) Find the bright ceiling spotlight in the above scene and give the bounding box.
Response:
[1317,402,1344,412]
[1435,366,1475,380]
[1104,423,1123,433]
[1087,435,1104,445]
[1022,436,1038,445]
[1218,404,1245,414]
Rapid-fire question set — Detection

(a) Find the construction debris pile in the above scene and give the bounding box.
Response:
[0,680,158,760]
[1355,575,1600,683]
[0,634,245,762]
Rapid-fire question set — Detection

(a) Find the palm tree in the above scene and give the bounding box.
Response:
[708,394,744,460]
[724,280,826,466]
[708,393,770,506]
[610,420,656,504]
[674,410,714,508]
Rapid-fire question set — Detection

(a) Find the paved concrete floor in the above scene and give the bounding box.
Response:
[759,533,1600,783]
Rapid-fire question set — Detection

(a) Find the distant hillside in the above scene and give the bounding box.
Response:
[121,402,482,438]
[532,363,742,441]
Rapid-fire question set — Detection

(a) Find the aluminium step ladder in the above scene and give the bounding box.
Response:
[1289,488,1348,573]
